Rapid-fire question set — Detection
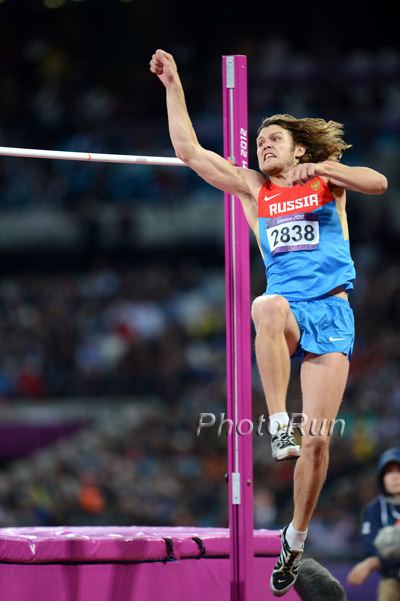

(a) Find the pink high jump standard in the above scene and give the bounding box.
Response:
[223,54,254,601]
[0,57,301,601]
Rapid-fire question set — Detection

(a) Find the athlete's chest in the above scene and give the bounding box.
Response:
[258,178,334,219]
[257,179,336,256]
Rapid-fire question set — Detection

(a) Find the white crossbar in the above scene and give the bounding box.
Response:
[0,146,185,167]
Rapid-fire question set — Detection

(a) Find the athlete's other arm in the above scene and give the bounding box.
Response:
[149,49,262,230]
[287,160,388,195]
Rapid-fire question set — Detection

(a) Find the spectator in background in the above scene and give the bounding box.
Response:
[347,448,400,601]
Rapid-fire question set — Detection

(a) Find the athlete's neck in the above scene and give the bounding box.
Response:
[267,171,293,187]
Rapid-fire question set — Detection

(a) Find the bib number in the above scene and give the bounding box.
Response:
[267,213,319,256]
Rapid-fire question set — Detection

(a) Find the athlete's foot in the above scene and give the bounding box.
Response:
[271,428,300,461]
[270,525,303,596]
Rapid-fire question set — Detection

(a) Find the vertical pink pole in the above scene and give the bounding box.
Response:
[222,56,254,601]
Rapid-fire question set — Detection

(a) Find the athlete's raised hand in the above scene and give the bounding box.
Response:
[287,162,324,186]
[150,49,178,87]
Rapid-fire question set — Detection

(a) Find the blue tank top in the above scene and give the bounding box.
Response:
[257,176,356,301]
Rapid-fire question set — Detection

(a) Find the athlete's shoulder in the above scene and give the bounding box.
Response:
[239,167,265,187]
[238,167,266,198]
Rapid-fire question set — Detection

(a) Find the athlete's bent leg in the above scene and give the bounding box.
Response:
[251,294,301,461]
[251,294,300,415]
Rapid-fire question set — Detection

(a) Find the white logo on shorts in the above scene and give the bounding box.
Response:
[328,336,345,342]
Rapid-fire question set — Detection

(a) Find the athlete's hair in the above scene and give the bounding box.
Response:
[257,114,352,162]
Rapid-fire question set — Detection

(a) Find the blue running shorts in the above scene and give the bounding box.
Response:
[288,296,355,360]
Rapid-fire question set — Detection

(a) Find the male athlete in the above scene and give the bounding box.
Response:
[150,49,388,596]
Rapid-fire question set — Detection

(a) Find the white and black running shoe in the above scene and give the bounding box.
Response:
[270,525,303,597]
[271,428,300,461]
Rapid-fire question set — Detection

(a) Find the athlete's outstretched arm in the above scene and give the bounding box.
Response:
[287,160,388,194]
[319,161,387,194]
[149,49,261,227]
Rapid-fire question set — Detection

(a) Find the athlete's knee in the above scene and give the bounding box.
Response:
[251,294,290,333]
[301,436,330,463]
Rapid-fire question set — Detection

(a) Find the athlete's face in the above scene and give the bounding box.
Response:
[256,125,305,175]
[383,462,400,496]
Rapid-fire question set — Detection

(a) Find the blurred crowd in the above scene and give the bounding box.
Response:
[0,261,227,399]
[0,12,399,218]
[0,2,399,564]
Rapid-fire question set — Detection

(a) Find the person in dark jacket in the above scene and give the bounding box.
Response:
[347,447,400,601]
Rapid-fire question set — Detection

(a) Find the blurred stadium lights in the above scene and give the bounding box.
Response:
[40,0,134,6]
[43,0,66,7]
[43,0,129,6]
[0,0,137,7]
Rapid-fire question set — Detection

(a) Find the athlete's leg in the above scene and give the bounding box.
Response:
[251,294,301,416]
[292,351,350,531]
[270,350,350,596]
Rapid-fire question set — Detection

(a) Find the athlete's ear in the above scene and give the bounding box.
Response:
[295,144,306,159]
